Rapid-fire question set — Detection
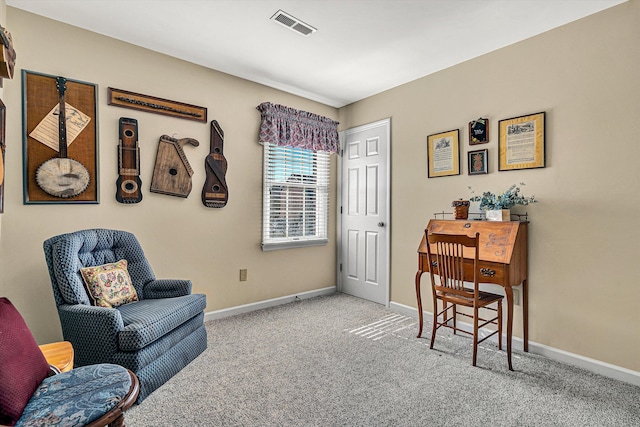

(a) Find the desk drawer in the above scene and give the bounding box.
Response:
[421,255,504,285]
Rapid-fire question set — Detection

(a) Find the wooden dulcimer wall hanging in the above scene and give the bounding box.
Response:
[0,25,16,82]
[150,134,199,198]
[202,120,228,208]
[116,117,142,203]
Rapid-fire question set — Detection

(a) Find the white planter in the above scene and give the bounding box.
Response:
[485,209,511,221]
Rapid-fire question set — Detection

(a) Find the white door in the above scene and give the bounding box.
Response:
[338,119,390,305]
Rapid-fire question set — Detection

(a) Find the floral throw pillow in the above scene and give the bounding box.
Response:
[80,260,139,308]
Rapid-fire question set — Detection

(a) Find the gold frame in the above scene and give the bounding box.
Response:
[498,112,545,171]
[427,129,460,178]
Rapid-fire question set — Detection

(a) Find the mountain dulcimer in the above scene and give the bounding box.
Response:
[202,120,228,208]
[150,134,199,198]
[116,117,142,203]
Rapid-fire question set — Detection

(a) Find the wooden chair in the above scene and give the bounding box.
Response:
[425,231,507,368]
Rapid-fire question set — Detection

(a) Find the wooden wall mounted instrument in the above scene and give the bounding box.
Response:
[116,117,142,203]
[0,99,5,213]
[22,70,98,204]
[35,77,90,198]
[150,135,199,198]
[202,120,228,208]
[0,25,16,80]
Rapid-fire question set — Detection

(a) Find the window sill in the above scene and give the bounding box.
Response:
[261,238,328,252]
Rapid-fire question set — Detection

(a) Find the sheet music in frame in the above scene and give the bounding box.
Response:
[29,103,91,151]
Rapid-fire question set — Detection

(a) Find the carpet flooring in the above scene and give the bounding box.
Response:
[126,293,640,426]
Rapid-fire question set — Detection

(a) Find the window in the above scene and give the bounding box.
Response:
[262,143,330,251]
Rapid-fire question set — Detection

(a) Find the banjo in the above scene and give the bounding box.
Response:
[35,76,90,198]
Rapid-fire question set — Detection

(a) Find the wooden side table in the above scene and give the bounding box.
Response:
[39,341,74,373]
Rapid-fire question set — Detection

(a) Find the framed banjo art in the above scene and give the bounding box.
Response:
[22,70,99,204]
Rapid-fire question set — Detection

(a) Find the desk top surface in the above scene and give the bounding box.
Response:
[418,219,528,265]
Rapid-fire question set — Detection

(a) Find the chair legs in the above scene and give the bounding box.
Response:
[430,297,504,368]
[429,299,438,349]
[472,307,479,366]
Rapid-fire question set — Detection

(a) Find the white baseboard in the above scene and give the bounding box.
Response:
[204,286,336,322]
[389,301,640,387]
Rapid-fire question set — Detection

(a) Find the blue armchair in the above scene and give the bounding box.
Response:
[43,229,207,402]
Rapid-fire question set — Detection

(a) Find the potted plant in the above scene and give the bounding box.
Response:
[469,183,536,221]
[451,199,470,220]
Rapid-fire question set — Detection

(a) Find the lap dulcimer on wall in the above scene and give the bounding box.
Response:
[150,134,199,198]
[22,70,98,204]
[202,120,228,208]
[116,117,142,204]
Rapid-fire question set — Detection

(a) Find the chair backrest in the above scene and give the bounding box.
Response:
[43,229,156,306]
[425,231,480,300]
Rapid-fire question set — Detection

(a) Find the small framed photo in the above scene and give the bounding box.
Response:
[427,129,460,178]
[468,149,488,175]
[498,111,545,171]
[469,118,489,145]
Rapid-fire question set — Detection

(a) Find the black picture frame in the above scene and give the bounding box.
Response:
[469,118,489,145]
[468,149,488,175]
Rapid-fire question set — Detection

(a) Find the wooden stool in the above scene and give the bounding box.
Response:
[39,341,74,373]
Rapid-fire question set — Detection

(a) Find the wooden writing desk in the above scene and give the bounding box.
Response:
[416,219,528,369]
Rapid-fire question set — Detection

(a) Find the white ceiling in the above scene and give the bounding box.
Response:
[7,0,626,108]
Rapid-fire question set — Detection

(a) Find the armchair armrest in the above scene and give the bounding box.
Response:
[142,279,192,299]
[57,304,123,366]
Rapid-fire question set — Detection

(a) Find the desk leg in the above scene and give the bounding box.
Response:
[504,286,514,371]
[415,270,424,338]
[523,279,529,352]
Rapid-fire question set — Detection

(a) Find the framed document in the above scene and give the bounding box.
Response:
[498,112,545,171]
[427,129,460,178]
[469,118,489,145]
[468,149,488,175]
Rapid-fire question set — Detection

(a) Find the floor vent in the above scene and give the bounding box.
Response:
[270,10,316,36]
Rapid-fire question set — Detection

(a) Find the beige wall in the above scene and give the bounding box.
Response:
[0,8,338,343]
[340,0,640,371]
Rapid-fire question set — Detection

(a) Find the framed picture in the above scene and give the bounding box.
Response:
[468,149,488,175]
[498,111,545,171]
[0,98,5,213]
[469,118,489,145]
[22,70,99,204]
[108,87,207,123]
[427,129,460,178]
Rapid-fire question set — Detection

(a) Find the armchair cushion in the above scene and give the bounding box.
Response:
[116,294,207,351]
[80,259,139,308]
[0,298,50,427]
[15,364,133,427]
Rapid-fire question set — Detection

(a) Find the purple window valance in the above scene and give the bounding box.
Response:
[257,102,339,153]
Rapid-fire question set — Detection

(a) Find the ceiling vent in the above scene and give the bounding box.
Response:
[270,10,317,36]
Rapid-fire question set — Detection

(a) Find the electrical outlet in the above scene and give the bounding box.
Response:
[239,269,247,282]
[513,288,520,306]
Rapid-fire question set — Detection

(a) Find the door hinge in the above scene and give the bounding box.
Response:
[339,264,342,272]
[340,206,343,214]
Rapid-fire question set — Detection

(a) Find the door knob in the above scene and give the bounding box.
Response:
[378,222,385,227]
